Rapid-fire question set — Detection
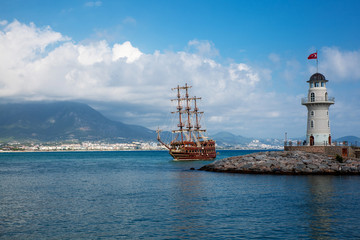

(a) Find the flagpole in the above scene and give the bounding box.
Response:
[316,50,318,73]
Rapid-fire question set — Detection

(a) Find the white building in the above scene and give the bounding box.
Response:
[301,73,335,146]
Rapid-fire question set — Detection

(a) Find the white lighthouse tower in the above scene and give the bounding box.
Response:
[301,73,335,146]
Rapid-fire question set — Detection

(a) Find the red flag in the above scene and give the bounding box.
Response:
[308,52,317,59]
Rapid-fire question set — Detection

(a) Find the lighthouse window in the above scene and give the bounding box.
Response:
[310,92,315,102]
[311,120,314,128]
[328,121,330,127]
[321,82,325,87]
[310,83,314,88]
[311,111,314,116]
[315,82,319,87]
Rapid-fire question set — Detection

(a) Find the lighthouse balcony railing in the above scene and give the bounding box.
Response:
[301,97,335,104]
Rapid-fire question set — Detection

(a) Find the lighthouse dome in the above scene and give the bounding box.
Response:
[307,73,328,82]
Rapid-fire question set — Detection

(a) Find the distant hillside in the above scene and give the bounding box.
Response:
[0,101,156,143]
[335,136,360,145]
[213,132,360,148]
[212,131,253,147]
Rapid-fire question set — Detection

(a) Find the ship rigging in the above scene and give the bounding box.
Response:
[157,83,216,161]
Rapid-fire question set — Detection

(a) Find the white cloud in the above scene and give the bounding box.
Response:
[0,20,311,138]
[187,39,219,58]
[0,20,8,26]
[112,41,143,63]
[209,116,227,123]
[0,20,66,65]
[319,47,360,81]
[77,40,111,65]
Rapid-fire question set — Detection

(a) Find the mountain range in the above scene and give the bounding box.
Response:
[0,101,359,147]
[334,136,360,146]
[0,101,155,143]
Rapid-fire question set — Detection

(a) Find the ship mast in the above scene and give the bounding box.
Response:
[193,96,201,140]
[170,83,206,144]
[171,85,183,142]
[185,83,192,141]
[157,83,211,151]
[177,85,184,142]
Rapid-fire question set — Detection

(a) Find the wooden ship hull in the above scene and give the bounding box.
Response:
[169,140,216,161]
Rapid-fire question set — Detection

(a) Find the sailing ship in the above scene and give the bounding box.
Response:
[157,83,216,161]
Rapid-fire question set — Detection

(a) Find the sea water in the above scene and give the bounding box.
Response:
[1,150,360,239]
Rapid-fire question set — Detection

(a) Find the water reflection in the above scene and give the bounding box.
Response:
[171,171,209,239]
[306,176,335,240]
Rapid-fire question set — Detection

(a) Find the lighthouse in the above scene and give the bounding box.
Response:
[301,73,335,146]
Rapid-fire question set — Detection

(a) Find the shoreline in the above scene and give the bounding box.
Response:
[0,149,168,153]
[0,149,280,153]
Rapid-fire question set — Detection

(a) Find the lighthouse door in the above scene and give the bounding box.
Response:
[342,148,348,157]
[310,136,314,146]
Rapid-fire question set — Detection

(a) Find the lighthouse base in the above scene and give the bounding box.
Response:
[284,145,358,158]
[306,134,331,146]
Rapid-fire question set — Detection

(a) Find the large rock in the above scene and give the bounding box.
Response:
[199,151,360,175]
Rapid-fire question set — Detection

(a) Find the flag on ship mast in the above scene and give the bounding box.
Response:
[308,51,318,73]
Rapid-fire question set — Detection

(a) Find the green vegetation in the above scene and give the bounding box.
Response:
[335,154,344,163]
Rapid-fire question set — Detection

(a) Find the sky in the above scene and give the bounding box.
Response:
[0,0,360,139]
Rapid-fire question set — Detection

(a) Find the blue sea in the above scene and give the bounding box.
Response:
[1,150,360,239]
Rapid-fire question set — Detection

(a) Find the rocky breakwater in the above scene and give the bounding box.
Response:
[199,151,360,175]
